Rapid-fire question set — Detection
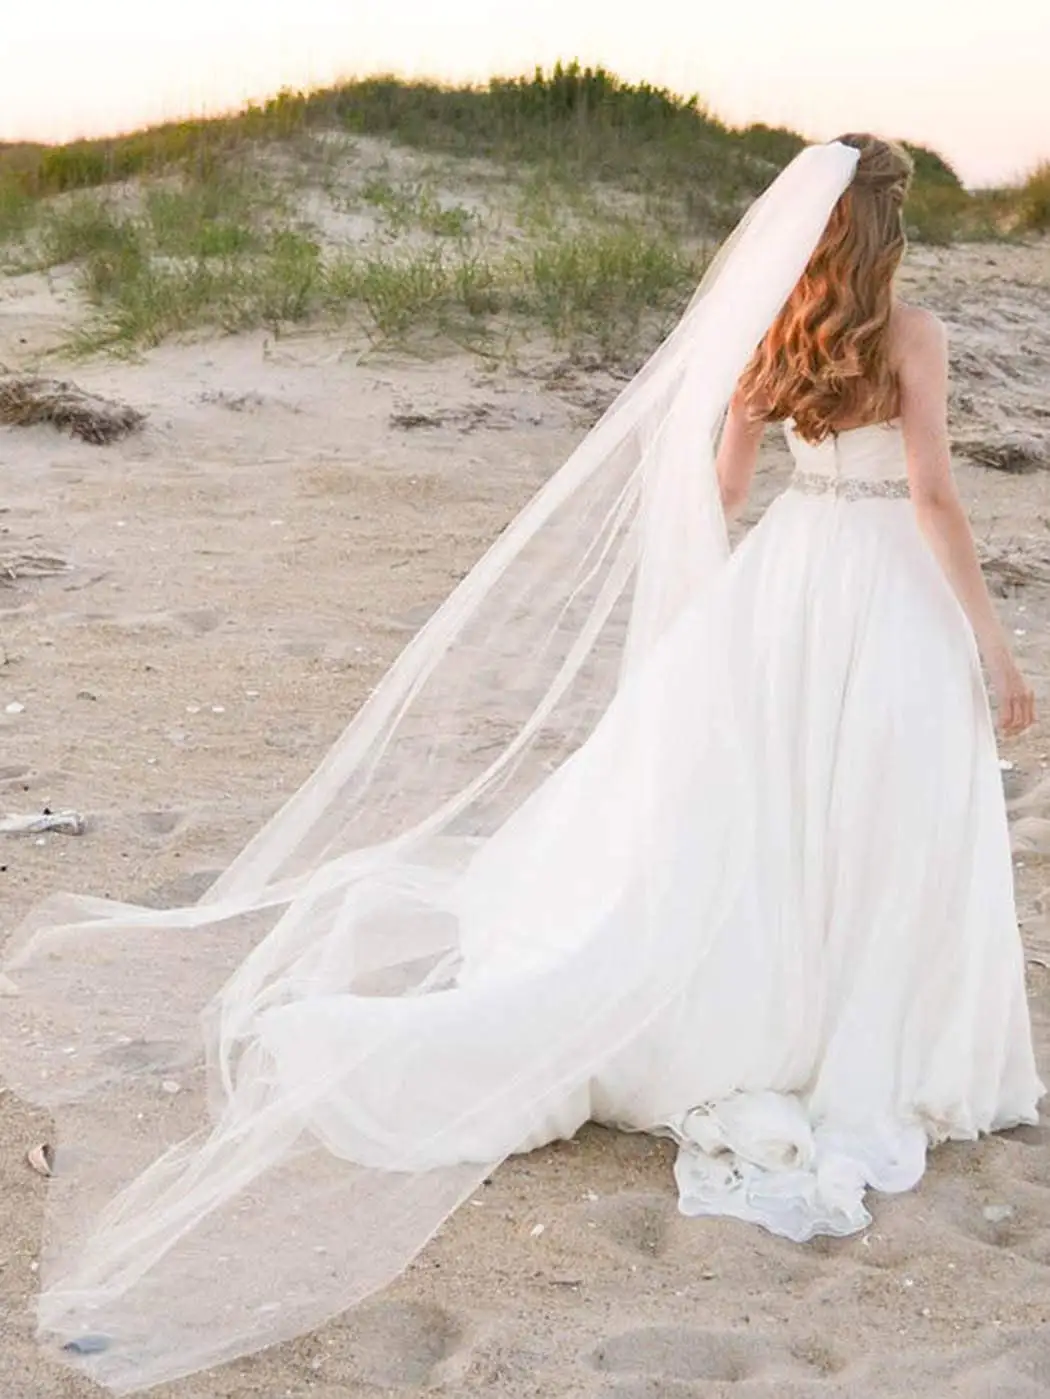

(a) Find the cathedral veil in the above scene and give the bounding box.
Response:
[0,141,859,1392]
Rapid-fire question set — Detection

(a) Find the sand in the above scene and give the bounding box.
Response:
[2,234,1050,1399]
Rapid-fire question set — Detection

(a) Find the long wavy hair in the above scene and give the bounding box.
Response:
[738,133,914,442]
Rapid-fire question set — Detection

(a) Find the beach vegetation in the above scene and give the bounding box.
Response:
[0,66,1043,355]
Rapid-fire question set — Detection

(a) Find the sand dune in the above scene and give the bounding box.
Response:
[2,236,1049,1398]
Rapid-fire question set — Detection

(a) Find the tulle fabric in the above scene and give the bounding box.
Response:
[1,141,1040,1395]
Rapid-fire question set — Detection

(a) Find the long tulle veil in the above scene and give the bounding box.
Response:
[1,140,859,1393]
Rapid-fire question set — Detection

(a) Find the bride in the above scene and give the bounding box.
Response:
[2,133,1043,1393]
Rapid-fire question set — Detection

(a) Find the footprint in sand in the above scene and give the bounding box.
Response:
[170,607,225,636]
[136,809,183,837]
[585,1192,677,1259]
[97,1037,190,1075]
[1012,1230,1050,1267]
[323,1300,464,1387]
[1004,1331,1050,1393]
[590,1326,776,1384]
[1008,1122,1050,1151]
[138,868,221,909]
[600,1383,855,1399]
[590,1324,854,1398]
[930,1180,1050,1258]
[277,637,324,659]
[945,1357,1047,1399]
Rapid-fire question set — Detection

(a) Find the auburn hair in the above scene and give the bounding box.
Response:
[738,133,914,443]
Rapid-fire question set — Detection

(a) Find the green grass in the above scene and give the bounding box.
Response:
[1020,162,1050,232]
[1,64,1043,239]
[0,65,804,218]
[905,184,987,246]
[359,177,475,239]
[145,183,260,257]
[2,65,1043,237]
[70,231,324,350]
[40,195,138,266]
[523,229,698,350]
[0,64,1045,358]
[0,178,34,245]
[328,247,464,337]
[55,200,698,357]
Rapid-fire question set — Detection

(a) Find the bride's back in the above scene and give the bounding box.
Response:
[784,418,910,486]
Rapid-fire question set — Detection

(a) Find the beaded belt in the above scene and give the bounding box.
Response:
[788,471,911,501]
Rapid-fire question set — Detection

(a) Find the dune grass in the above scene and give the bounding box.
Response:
[67,228,325,350]
[0,64,977,233]
[0,180,34,245]
[360,177,476,239]
[144,183,262,257]
[63,211,699,356]
[524,229,696,348]
[0,67,794,210]
[1,64,1041,233]
[1020,162,1050,232]
[0,64,1045,356]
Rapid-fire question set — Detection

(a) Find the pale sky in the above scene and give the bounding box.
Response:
[2,0,1048,186]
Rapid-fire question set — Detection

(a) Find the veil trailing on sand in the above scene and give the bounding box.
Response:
[1,141,858,1393]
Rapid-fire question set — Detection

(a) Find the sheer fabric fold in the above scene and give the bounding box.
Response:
[1,142,859,1393]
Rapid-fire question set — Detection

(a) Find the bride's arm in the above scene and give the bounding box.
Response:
[896,304,1035,737]
[715,389,765,519]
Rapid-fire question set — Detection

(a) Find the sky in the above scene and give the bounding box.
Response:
[2,0,1048,186]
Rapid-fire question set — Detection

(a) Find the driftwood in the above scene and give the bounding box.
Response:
[0,374,145,445]
[0,550,69,585]
[978,543,1050,591]
[0,809,85,836]
[956,434,1047,474]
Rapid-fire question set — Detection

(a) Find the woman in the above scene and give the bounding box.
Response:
[2,134,1042,1392]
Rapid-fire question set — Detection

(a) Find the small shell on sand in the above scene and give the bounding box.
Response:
[25,1144,54,1178]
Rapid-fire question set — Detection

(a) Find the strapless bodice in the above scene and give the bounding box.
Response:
[783,420,910,500]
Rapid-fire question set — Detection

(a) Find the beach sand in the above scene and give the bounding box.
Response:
[2,237,1050,1398]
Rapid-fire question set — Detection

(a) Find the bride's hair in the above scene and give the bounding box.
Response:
[738,133,914,442]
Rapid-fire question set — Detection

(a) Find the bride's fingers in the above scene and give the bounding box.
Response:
[1024,692,1037,733]
[1002,691,1036,736]
[1001,696,1023,736]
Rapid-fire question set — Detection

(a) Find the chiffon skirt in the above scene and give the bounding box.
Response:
[263,486,1044,1240]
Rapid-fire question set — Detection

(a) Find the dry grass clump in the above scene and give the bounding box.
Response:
[0,550,69,585]
[979,543,1050,594]
[0,375,146,443]
[957,434,1047,474]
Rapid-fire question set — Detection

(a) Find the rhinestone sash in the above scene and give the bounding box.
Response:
[788,470,911,502]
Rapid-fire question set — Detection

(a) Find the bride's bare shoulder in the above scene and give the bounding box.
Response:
[889,302,948,364]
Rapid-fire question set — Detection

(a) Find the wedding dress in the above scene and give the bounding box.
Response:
[1,142,1042,1394]
[472,418,1044,1233]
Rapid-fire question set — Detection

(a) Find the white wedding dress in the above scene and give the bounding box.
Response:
[261,419,1042,1241]
[3,144,1043,1393]
[474,418,1045,1234]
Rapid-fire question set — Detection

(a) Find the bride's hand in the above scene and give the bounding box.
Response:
[988,652,1036,737]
